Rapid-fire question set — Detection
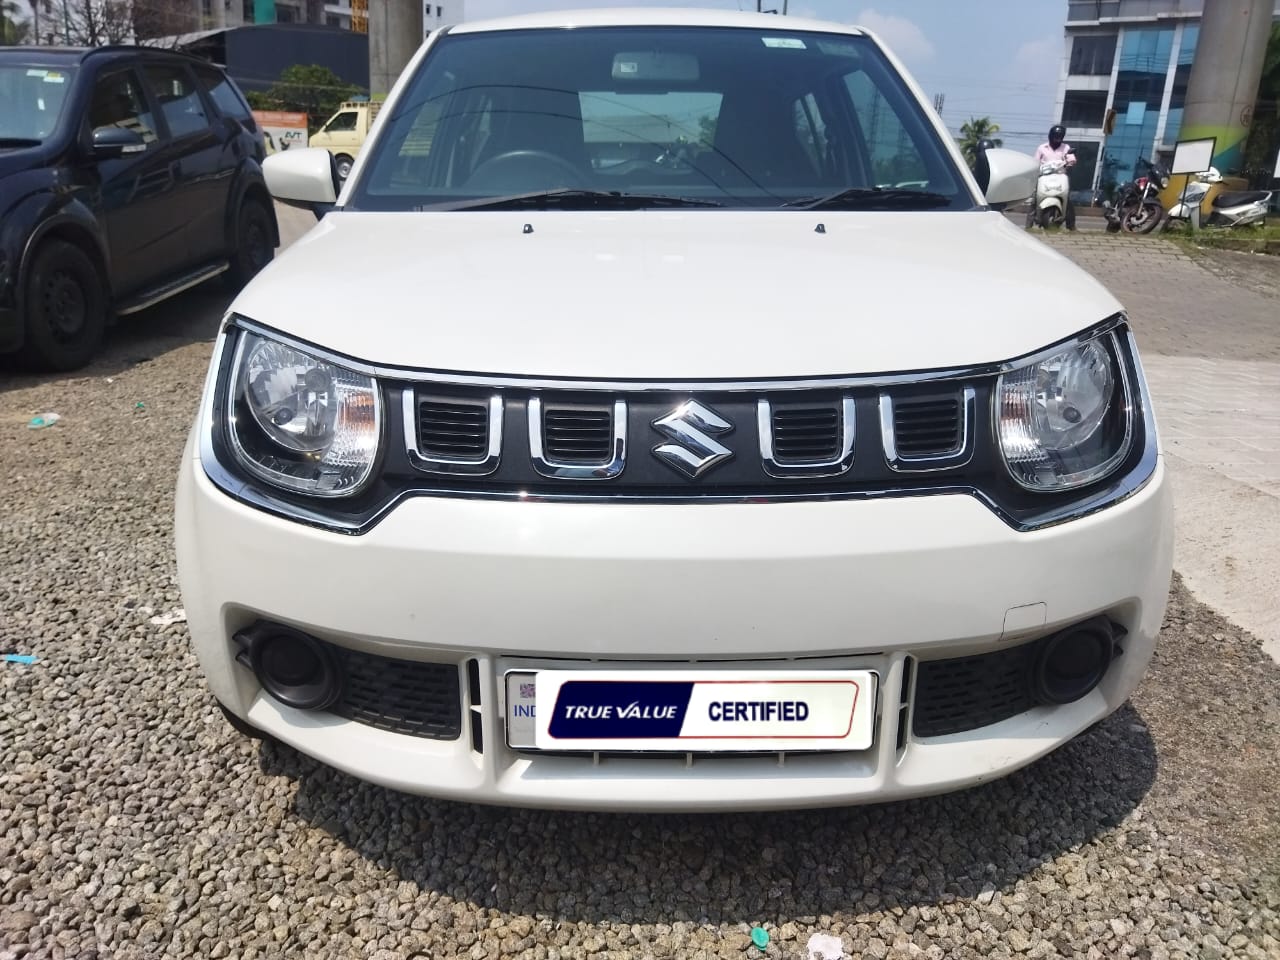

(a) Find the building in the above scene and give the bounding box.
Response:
[1054,0,1280,201]
[422,1,464,38]
[177,22,368,94]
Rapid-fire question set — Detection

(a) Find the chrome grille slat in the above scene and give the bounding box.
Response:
[879,386,976,472]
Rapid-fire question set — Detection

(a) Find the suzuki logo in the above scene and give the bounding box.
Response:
[652,400,734,479]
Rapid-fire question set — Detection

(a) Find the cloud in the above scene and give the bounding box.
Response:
[853,8,935,63]
[1012,37,1061,78]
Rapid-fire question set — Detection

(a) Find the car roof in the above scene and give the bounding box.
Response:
[0,45,220,69]
[450,7,866,37]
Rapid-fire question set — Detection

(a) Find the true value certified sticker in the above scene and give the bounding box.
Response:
[529,670,877,752]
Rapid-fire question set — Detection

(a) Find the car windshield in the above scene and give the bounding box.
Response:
[0,64,77,143]
[350,26,974,211]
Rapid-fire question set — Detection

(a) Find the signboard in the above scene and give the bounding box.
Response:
[252,111,309,154]
[1171,137,1216,175]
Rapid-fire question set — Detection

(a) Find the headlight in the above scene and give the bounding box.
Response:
[997,331,1134,491]
[227,331,381,496]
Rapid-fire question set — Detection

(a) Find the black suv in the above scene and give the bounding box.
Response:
[0,46,278,370]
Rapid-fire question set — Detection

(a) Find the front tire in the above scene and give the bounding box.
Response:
[224,199,275,291]
[335,153,354,180]
[18,240,106,372]
[1123,200,1165,234]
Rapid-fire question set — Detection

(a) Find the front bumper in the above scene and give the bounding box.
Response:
[176,434,1173,810]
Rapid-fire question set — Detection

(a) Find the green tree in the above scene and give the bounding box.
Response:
[244,64,365,134]
[697,112,718,148]
[957,117,1003,168]
[1,0,31,44]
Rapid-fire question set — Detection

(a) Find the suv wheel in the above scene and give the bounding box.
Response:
[19,240,106,372]
[224,199,275,290]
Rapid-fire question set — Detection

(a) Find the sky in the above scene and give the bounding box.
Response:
[465,0,1067,153]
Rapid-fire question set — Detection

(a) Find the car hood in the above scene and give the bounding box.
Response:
[233,210,1124,380]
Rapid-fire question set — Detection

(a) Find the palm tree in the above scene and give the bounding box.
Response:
[1,0,31,44]
[958,117,1003,167]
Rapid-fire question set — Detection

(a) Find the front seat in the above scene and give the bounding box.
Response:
[1213,190,1272,208]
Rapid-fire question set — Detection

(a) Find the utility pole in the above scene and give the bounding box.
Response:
[368,0,422,96]
[1180,0,1271,176]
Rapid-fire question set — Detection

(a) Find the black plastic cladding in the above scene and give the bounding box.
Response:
[206,319,1153,535]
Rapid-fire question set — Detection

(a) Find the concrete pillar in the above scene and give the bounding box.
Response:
[1180,0,1273,174]
[369,0,422,97]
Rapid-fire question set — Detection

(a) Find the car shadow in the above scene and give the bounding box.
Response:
[256,703,1157,923]
[0,277,231,395]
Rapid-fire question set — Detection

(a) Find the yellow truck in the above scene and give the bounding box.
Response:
[308,99,382,179]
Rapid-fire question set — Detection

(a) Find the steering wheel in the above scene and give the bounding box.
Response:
[464,150,584,192]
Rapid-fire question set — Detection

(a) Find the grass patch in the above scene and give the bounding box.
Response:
[1166,223,1280,256]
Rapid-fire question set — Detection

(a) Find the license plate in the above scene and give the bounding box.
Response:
[505,670,876,752]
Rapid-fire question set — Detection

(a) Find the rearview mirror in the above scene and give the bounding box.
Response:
[264,147,340,219]
[975,145,1040,209]
[91,126,146,158]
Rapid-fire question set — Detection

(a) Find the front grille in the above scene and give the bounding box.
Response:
[328,646,462,740]
[542,403,613,463]
[418,395,489,460]
[771,402,842,463]
[891,393,962,457]
[912,643,1036,737]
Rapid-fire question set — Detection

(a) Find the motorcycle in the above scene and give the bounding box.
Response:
[1104,157,1168,234]
[1166,166,1271,229]
[1028,156,1071,229]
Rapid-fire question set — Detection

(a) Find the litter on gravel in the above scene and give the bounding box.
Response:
[149,608,187,626]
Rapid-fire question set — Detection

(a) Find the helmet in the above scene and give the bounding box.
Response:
[1048,124,1066,147]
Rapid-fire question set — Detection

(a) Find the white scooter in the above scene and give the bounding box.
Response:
[1167,167,1272,229]
[1028,156,1071,229]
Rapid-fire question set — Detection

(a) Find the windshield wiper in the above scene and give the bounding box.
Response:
[0,137,42,147]
[783,187,955,210]
[435,188,723,211]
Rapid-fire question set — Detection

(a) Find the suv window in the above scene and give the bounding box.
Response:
[88,69,159,146]
[144,64,211,139]
[195,66,253,124]
[325,111,359,132]
[355,26,967,210]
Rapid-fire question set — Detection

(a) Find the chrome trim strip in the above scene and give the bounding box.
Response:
[528,396,628,480]
[116,263,229,316]
[879,386,976,472]
[757,397,856,478]
[229,314,1129,394]
[402,390,503,476]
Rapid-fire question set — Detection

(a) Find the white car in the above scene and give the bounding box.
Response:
[175,8,1173,810]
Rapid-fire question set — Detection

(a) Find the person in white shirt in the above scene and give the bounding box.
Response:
[1031,124,1078,230]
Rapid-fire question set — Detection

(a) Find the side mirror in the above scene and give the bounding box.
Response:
[91,126,146,158]
[263,147,341,219]
[977,145,1040,210]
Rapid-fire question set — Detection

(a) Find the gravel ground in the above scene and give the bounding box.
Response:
[2,265,1279,959]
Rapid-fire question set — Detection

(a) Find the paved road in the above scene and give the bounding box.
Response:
[1039,233,1280,661]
